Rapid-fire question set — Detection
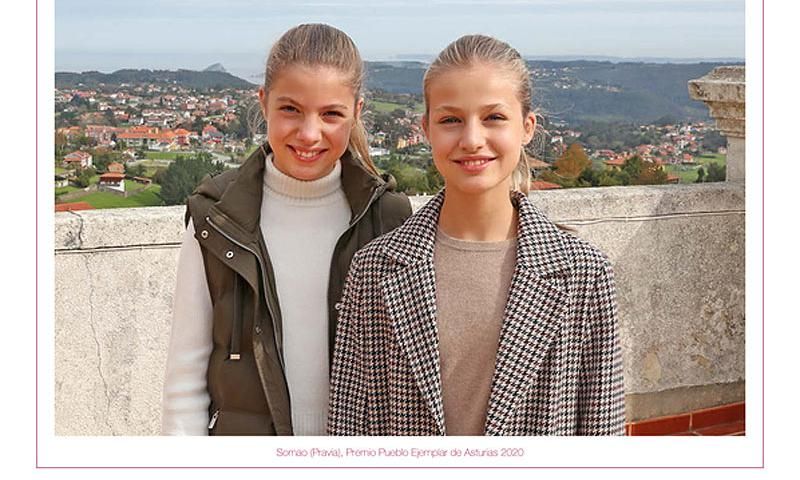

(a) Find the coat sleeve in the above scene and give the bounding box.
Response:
[327,251,370,435]
[161,220,214,435]
[576,257,626,435]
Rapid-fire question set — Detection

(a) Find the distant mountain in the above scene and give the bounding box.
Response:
[55,68,254,90]
[55,60,743,125]
[203,63,227,73]
[365,61,427,94]
[525,55,745,64]
[364,60,744,124]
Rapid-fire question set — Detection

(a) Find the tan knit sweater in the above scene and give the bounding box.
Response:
[433,228,518,435]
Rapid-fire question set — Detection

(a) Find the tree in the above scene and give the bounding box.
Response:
[706,162,726,182]
[55,132,68,157]
[622,155,643,179]
[92,151,113,173]
[159,153,227,205]
[127,163,146,178]
[390,108,407,119]
[578,166,599,187]
[75,167,97,188]
[553,143,591,179]
[425,162,444,192]
[695,166,706,183]
[598,170,625,187]
[634,162,668,185]
[702,130,726,152]
[103,109,118,127]
[386,162,429,195]
[75,135,96,147]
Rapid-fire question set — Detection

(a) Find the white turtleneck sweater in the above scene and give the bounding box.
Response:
[161,155,351,435]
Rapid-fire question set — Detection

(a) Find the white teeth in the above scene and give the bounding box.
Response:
[294,149,320,159]
[462,160,488,166]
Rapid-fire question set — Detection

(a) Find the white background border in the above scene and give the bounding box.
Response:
[6,0,791,477]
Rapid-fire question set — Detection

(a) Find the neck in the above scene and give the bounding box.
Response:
[263,153,342,202]
[438,187,518,242]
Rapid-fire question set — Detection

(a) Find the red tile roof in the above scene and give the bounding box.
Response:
[528,157,551,169]
[530,180,563,190]
[604,158,626,167]
[99,173,126,181]
[55,202,94,212]
[65,150,91,160]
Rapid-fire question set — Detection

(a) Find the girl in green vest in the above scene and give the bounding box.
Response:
[162,24,411,435]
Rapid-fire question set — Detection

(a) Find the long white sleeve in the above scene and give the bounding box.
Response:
[161,219,214,435]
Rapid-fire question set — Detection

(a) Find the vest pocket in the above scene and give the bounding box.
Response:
[207,408,278,436]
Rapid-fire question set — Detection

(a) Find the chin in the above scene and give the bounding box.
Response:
[445,176,513,197]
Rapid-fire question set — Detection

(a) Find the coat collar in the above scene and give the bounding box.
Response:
[380,189,572,435]
[380,189,572,278]
[212,143,388,236]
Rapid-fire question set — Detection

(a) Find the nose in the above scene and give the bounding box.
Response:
[296,115,323,144]
[458,119,485,152]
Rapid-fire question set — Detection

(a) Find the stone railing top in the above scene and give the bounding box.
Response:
[55,183,744,251]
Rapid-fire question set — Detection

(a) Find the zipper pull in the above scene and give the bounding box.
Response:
[208,410,220,430]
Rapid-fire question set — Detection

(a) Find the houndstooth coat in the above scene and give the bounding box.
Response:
[327,190,625,436]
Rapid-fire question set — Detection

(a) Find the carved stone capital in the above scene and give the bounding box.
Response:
[689,66,745,138]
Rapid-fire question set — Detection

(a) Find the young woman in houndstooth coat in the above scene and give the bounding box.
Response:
[328,34,625,436]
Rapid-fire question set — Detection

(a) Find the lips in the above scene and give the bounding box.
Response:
[453,156,495,172]
[289,145,327,162]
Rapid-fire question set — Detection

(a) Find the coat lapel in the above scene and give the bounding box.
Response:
[379,191,571,436]
[380,192,445,434]
[484,192,571,435]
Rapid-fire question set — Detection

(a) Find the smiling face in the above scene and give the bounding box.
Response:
[423,63,535,197]
[259,64,362,181]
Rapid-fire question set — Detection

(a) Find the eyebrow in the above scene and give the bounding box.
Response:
[432,103,510,113]
[274,96,349,111]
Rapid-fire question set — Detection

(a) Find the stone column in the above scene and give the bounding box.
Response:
[689,66,746,182]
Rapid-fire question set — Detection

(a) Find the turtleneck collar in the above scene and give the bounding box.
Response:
[263,153,343,205]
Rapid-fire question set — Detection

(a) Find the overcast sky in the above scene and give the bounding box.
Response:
[55,0,745,77]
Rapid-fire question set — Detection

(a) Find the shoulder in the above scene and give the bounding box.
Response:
[350,227,398,270]
[560,229,613,275]
[191,168,240,201]
[378,188,411,213]
[184,168,240,225]
[375,173,412,215]
[516,192,612,278]
[375,189,412,231]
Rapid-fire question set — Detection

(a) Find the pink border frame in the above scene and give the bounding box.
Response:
[37,0,766,469]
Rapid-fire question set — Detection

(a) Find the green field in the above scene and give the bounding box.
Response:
[664,153,727,184]
[368,100,424,114]
[72,185,164,209]
[124,179,151,193]
[55,185,79,196]
[144,151,192,160]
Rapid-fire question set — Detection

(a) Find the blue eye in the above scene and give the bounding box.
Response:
[486,113,507,121]
[279,105,299,113]
[323,110,345,118]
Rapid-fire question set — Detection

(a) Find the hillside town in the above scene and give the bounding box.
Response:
[54,79,726,211]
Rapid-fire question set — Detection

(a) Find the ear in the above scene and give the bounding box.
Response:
[421,114,430,140]
[354,97,364,121]
[523,111,536,144]
[258,86,269,119]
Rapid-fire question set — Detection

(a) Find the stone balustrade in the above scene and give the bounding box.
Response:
[54,182,745,434]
